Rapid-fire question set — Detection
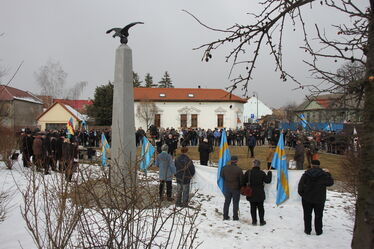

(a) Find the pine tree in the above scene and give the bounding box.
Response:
[133,72,142,87]
[144,73,156,88]
[158,71,174,88]
[87,81,113,125]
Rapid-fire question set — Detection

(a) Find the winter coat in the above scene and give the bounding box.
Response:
[155,151,176,181]
[175,154,195,184]
[32,137,43,156]
[294,143,305,161]
[247,136,256,147]
[198,142,212,164]
[220,163,243,190]
[165,138,177,155]
[56,137,63,160]
[244,167,272,202]
[22,135,33,155]
[298,167,334,203]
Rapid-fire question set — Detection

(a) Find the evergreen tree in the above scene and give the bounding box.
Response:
[133,72,142,87]
[144,73,156,88]
[87,82,113,125]
[158,71,174,88]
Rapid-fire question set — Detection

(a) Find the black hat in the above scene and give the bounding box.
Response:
[231,155,238,161]
[311,160,320,166]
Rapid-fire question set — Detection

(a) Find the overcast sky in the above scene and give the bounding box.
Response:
[0,0,368,108]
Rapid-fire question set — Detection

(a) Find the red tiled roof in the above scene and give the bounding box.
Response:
[315,99,330,108]
[133,88,247,103]
[0,85,42,104]
[54,99,93,111]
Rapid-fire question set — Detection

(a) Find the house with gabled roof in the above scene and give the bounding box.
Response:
[0,85,43,130]
[133,88,246,129]
[36,102,87,131]
[293,94,363,124]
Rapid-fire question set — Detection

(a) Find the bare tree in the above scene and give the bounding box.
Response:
[19,159,200,249]
[35,60,67,98]
[283,102,298,123]
[136,101,158,129]
[185,1,373,247]
[35,60,88,100]
[65,81,88,100]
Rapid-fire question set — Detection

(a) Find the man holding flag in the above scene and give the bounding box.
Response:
[271,132,290,206]
[218,130,243,221]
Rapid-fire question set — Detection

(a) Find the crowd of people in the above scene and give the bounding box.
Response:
[15,123,338,236]
[221,156,333,236]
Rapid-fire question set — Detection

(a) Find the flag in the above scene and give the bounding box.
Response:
[140,136,155,174]
[271,133,289,205]
[101,133,110,166]
[66,117,75,135]
[82,120,87,130]
[323,123,332,132]
[299,114,308,129]
[217,130,231,194]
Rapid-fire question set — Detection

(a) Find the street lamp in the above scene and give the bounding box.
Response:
[253,92,258,122]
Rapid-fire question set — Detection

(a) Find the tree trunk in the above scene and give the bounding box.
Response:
[351,1,374,248]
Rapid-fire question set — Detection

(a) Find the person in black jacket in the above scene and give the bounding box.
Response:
[244,159,272,225]
[174,147,195,207]
[298,160,334,235]
[220,156,244,221]
[198,138,212,166]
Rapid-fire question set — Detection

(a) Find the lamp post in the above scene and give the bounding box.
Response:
[253,92,259,122]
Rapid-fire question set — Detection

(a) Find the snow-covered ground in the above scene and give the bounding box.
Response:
[0,160,355,249]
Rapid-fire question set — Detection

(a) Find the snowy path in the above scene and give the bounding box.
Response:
[0,162,354,249]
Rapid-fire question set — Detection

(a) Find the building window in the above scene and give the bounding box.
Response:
[46,123,67,130]
[180,114,187,128]
[191,114,198,127]
[154,114,161,128]
[217,114,224,127]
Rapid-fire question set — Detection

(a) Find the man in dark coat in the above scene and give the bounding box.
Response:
[298,160,334,235]
[165,134,177,156]
[220,156,244,221]
[32,133,43,171]
[247,133,256,158]
[21,131,33,168]
[294,139,305,170]
[174,147,195,207]
[198,138,212,166]
[244,160,272,225]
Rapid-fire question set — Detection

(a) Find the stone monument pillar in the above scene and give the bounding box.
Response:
[111,44,137,187]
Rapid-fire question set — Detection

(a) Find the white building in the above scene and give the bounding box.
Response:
[134,88,246,130]
[243,96,273,122]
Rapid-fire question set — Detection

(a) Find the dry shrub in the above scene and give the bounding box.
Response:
[20,160,200,249]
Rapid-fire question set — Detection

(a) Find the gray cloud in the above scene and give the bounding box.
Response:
[0,0,368,108]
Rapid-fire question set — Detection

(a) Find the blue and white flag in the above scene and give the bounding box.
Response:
[140,136,155,174]
[101,133,110,166]
[299,114,309,129]
[217,130,231,194]
[271,133,289,205]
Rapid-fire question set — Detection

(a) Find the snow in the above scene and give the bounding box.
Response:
[64,104,87,121]
[13,96,43,105]
[0,160,355,249]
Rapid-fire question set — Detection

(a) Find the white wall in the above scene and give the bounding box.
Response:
[134,101,244,130]
[243,96,273,122]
